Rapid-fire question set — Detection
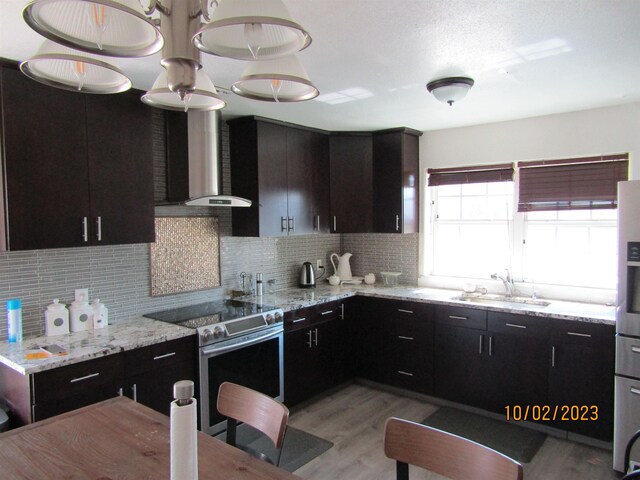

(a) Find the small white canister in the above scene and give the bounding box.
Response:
[69,295,93,332]
[45,299,70,337]
[92,299,108,329]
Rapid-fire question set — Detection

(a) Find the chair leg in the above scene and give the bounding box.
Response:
[226,418,237,447]
[396,461,409,480]
[274,426,288,467]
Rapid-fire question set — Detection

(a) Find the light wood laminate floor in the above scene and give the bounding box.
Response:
[288,383,621,480]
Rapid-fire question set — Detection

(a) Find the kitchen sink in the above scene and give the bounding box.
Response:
[450,293,551,307]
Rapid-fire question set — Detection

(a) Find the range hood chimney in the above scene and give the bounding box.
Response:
[182,110,251,207]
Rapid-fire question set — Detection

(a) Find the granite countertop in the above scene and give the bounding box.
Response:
[0,317,194,375]
[249,283,616,325]
[0,284,615,376]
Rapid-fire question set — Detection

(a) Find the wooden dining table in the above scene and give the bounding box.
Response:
[0,396,303,479]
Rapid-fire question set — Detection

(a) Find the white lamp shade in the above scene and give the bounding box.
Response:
[20,40,131,93]
[231,55,318,102]
[194,0,311,60]
[142,69,226,111]
[426,77,474,106]
[23,0,163,57]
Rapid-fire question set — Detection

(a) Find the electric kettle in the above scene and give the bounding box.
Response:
[299,262,316,288]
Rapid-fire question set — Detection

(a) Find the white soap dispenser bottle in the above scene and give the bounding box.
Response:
[45,299,70,336]
[92,299,108,329]
[69,294,93,332]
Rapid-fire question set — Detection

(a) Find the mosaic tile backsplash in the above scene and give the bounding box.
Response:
[0,118,417,340]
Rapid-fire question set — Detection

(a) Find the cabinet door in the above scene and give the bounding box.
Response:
[257,122,288,237]
[286,128,330,235]
[549,323,615,440]
[85,92,155,245]
[284,326,320,407]
[329,134,373,233]
[434,323,488,409]
[1,66,90,250]
[354,297,393,384]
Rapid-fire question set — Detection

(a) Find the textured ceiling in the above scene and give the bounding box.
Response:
[1,0,639,132]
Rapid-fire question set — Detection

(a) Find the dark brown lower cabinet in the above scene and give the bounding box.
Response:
[0,336,197,426]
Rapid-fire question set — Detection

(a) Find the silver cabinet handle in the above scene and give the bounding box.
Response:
[567,332,591,338]
[153,352,176,361]
[96,216,102,241]
[505,323,527,329]
[333,216,337,232]
[320,310,334,316]
[132,383,137,402]
[340,303,345,319]
[82,217,88,242]
[395,214,399,232]
[70,372,99,383]
[479,335,484,355]
[281,216,287,232]
[631,387,640,396]
[314,215,320,231]
[489,336,494,356]
[288,216,295,232]
[631,346,640,354]
[398,335,414,341]
[398,309,413,314]
[306,330,313,348]
[398,371,414,377]
[551,346,556,367]
[450,315,468,320]
[313,328,318,346]
[292,317,307,323]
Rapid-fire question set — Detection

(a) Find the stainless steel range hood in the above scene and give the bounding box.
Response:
[183,111,251,207]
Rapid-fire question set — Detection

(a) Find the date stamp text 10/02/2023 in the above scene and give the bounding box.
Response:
[505,405,598,422]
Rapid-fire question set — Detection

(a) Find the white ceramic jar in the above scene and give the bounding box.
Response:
[69,294,93,332]
[92,299,109,329]
[45,299,70,336]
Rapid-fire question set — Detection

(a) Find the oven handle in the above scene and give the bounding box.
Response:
[201,328,283,356]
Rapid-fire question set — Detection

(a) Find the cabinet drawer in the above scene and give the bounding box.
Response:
[488,311,549,337]
[551,320,614,346]
[616,335,640,378]
[124,336,195,377]
[435,305,487,330]
[285,301,343,331]
[32,354,124,404]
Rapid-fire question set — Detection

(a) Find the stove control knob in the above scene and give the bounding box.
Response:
[202,328,213,341]
[213,326,225,339]
[274,311,283,323]
[265,314,275,325]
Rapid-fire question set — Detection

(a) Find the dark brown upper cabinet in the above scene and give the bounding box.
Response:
[229,117,330,237]
[0,62,155,251]
[329,133,373,233]
[372,129,421,233]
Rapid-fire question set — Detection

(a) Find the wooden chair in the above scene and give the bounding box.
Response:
[384,417,523,480]
[217,381,289,466]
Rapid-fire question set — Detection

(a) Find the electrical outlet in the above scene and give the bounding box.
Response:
[316,259,324,269]
[74,288,89,302]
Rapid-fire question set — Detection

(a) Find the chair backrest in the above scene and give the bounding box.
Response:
[217,381,289,449]
[384,417,523,480]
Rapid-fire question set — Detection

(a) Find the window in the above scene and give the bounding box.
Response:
[426,154,628,291]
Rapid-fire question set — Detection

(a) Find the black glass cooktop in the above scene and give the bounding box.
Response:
[144,300,279,329]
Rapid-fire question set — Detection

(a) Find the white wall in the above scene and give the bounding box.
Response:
[420,102,640,177]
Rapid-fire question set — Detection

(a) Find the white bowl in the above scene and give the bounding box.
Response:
[380,272,402,287]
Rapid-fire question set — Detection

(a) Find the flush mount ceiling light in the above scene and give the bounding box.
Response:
[426,77,474,106]
[20,40,131,93]
[21,0,316,110]
[231,54,319,102]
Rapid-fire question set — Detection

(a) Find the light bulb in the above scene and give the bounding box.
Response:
[73,60,86,91]
[271,79,283,102]
[244,23,263,60]
[86,4,108,50]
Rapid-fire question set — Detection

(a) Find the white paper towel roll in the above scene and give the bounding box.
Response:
[170,398,198,480]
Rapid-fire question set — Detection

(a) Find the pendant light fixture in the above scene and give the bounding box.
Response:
[21,0,318,109]
[20,40,131,93]
[193,0,311,60]
[426,77,474,106]
[231,54,318,102]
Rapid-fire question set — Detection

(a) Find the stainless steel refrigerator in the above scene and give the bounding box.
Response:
[614,180,640,472]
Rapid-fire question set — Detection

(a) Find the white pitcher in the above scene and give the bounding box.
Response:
[330,253,353,281]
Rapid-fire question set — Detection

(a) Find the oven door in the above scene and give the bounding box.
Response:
[199,327,284,436]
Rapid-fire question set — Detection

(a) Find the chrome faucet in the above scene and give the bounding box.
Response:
[491,269,515,297]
